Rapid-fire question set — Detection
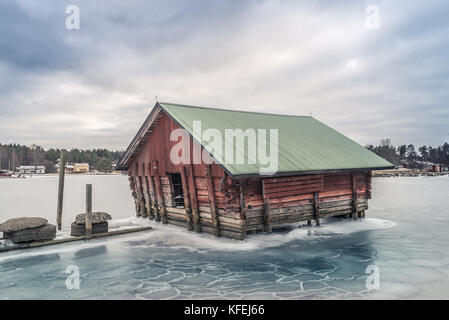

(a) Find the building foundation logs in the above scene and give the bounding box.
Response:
[146,169,160,221]
[152,160,168,224]
[128,173,140,217]
[179,165,193,230]
[187,164,201,233]
[128,170,371,239]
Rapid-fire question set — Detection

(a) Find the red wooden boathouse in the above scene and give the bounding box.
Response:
[116,102,393,239]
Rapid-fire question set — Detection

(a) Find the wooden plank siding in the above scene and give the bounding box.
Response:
[126,112,373,240]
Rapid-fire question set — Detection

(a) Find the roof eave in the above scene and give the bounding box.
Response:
[115,103,163,170]
[230,166,395,179]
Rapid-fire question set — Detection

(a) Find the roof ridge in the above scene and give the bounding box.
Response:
[158,101,313,119]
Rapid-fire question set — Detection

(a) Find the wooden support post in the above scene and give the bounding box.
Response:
[139,164,150,218]
[56,149,66,230]
[134,176,142,217]
[187,164,200,232]
[141,175,152,219]
[128,174,139,216]
[366,171,372,199]
[139,177,148,218]
[313,192,320,226]
[152,161,167,224]
[261,180,272,233]
[85,184,93,239]
[147,174,159,221]
[239,180,247,239]
[205,165,219,236]
[180,165,193,230]
[144,177,154,220]
[307,220,312,226]
[352,173,358,220]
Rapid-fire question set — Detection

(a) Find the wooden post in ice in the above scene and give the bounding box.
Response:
[86,184,93,239]
[56,150,66,230]
[314,192,320,226]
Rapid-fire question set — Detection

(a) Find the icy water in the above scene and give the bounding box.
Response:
[0,175,449,299]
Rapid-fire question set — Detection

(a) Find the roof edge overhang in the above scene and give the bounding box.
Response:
[115,103,162,170]
[230,166,395,179]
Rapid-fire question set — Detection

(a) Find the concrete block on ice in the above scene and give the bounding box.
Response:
[2,223,56,243]
[70,221,108,236]
[0,217,48,233]
[74,212,112,225]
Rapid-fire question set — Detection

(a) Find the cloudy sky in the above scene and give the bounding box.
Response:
[0,0,448,150]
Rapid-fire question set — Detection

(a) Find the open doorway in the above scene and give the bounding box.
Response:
[168,173,184,208]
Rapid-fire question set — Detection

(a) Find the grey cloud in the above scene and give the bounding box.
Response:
[0,0,448,150]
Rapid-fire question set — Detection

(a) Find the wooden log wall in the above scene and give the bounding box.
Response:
[125,108,374,239]
[255,172,371,230]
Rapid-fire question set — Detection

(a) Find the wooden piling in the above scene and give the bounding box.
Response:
[139,164,149,218]
[143,176,154,220]
[147,174,159,221]
[261,180,272,233]
[86,184,92,239]
[152,160,167,224]
[128,173,139,216]
[180,165,193,230]
[141,175,150,218]
[187,164,200,232]
[205,165,219,236]
[56,150,66,230]
[352,173,358,220]
[239,180,247,239]
[313,192,320,226]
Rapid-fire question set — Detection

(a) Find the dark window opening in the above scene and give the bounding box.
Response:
[168,173,184,208]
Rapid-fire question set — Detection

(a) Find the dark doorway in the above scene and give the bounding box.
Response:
[168,173,184,207]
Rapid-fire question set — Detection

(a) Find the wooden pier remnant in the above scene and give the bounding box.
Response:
[86,184,93,238]
[56,150,66,230]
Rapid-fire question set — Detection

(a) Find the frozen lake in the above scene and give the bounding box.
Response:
[0,175,135,228]
[1,175,449,299]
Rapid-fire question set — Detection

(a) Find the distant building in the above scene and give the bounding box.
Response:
[430,164,444,172]
[56,163,74,173]
[17,166,45,174]
[74,163,89,173]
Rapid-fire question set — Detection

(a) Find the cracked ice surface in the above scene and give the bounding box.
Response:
[0,176,448,299]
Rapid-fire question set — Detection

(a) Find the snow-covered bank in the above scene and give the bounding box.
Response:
[131,216,396,252]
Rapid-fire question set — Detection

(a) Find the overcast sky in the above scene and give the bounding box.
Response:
[0,0,448,150]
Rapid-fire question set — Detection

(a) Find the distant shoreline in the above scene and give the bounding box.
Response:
[0,172,125,178]
[373,169,448,177]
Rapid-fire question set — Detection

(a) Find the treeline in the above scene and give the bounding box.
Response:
[0,143,123,173]
[366,139,449,168]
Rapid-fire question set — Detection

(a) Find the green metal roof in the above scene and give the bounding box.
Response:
[159,102,393,177]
